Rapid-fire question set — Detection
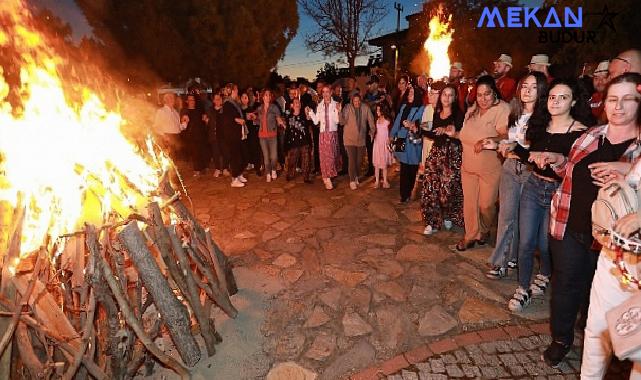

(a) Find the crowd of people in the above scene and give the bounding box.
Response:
[153,48,641,374]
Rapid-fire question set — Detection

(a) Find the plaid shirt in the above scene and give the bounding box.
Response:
[550,124,641,240]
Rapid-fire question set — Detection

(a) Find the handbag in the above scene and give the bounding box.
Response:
[391,137,405,153]
[606,240,641,359]
[592,180,639,246]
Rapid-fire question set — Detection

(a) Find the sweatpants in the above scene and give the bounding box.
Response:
[461,167,501,241]
[345,145,365,182]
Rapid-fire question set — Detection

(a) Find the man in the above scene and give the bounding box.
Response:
[493,53,517,102]
[340,93,375,190]
[417,74,430,105]
[152,92,182,159]
[448,62,468,111]
[333,82,349,175]
[306,85,342,190]
[528,54,552,82]
[590,60,609,123]
[364,75,387,176]
[608,49,641,79]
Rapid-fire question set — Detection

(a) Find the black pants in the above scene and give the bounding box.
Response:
[399,162,419,202]
[549,231,599,346]
[247,126,262,173]
[210,140,224,170]
[365,130,374,175]
[221,138,244,177]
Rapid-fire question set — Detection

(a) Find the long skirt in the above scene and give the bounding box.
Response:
[421,141,464,229]
[319,131,341,178]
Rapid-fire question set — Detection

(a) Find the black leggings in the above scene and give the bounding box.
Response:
[399,162,419,201]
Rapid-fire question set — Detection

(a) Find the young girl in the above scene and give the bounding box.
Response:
[372,103,394,188]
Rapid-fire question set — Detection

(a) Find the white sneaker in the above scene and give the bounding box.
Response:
[231,178,245,188]
[271,170,278,180]
[193,171,201,177]
[238,174,247,183]
[355,177,360,185]
[323,178,333,190]
[247,163,254,170]
[508,287,532,312]
[223,169,231,177]
[349,181,357,190]
[423,225,437,235]
[213,169,221,177]
[266,174,272,183]
[530,274,550,296]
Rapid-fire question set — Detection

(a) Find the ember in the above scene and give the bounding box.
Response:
[0,1,237,378]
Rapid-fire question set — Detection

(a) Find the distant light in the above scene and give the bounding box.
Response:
[146,93,152,96]
[391,44,397,49]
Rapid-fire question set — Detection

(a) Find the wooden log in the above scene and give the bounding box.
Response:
[117,222,200,367]
[167,227,217,355]
[15,322,44,379]
[90,230,190,378]
[205,230,232,296]
[62,288,96,380]
[160,179,237,295]
[184,243,237,319]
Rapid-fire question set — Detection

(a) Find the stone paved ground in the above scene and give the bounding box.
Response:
[178,165,630,379]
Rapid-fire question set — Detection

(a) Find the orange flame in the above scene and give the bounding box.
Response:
[0,0,169,261]
[423,5,453,80]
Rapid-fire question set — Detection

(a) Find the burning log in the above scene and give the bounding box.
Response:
[0,178,239,379]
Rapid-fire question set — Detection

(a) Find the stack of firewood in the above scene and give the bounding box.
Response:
[0,175,237,379]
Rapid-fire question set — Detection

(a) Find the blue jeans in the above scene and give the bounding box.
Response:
[260,137,278,173]
[488,158,531,267]
[517,174,558,289]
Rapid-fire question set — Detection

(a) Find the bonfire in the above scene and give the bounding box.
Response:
[0,1,236,379]
[423,5,453,80]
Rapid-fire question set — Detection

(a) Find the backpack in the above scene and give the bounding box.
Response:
[592,180,639,245]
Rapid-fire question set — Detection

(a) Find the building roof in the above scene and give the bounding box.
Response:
[368,29,408,46]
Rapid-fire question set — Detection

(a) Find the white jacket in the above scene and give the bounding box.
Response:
[309,100,340,133]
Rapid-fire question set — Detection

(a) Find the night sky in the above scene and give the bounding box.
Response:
[27,0,424,80]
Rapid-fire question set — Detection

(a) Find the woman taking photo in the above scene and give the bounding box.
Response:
[533,75,637,368]
[577,73,641,377]
[451,75,510,251]
[420,84,464,235]
[486,72,548,279]
[505,78,590,312]
[390,85,425,204]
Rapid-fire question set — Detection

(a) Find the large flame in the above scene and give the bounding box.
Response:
[0,1,169,261]
[423,5,453,80]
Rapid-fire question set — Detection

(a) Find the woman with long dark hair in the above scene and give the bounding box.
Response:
[221,83,248,187]
[253,88,284,182]
[390,85,425,203]
[485,72,548,279]
[451,75,510,251]
[504,78,591,312]
[420,84,464,235]
[180,93,210,176]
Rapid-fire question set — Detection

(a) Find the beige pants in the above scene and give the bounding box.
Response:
[461,167,501,241]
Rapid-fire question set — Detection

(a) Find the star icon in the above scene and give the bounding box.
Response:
[586,5,619,32]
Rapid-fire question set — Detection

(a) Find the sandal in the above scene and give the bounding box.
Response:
[449,239,476,252]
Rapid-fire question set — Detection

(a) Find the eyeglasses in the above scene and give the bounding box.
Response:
[548,94,571,101]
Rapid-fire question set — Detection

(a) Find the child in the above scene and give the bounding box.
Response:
[372,103,393,188]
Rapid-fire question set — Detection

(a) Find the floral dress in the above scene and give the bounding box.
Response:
[421,111,464,229]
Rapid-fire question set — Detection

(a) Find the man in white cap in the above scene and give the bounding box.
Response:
[493,53,517,102]
[589,60,609,122]
[448,62,468,110]
[528,54,552,82]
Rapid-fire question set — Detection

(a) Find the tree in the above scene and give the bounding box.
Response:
[75,0,299,87]
[315,62,340,83]
[299,0,387,76]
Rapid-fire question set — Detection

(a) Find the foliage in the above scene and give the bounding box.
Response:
[299,0,387,75]
[315,62,340,83]
[75,0,299,87]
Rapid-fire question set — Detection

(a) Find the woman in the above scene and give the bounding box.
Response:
[485,72,548,279]
[393,75,410,113]
[579,73,641,377]
[341,93,375,190]
[284,98,313,182]
[372,103,394,188]
[505,78,589,312]
[207,92,225,177]
[180,93,209,176]
[451,75,510,251]
[240,91,262,176]
[390,86,425,203]
[220,83,247,187]
[253,89,284,182]
[534,75,637,368]
[420,84,465,235]
[307,85,342,190]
